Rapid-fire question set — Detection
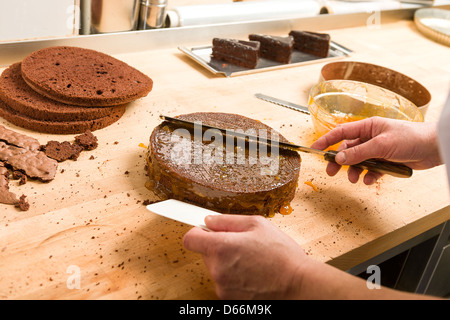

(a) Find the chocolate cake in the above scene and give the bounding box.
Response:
[146,112,301,217]
[211,38,260,69]
[21,46,153,107]
[0,97,125,134]
[249,34,294,64]
[0,63,126,122]
[288,30,331,58]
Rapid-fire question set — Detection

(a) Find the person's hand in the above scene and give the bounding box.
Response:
[183,214,308,299]
[183,213,434,300]
[310,117,442,185]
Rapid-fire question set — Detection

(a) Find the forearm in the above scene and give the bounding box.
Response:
[421,122,444,168]
[293,259,439,300]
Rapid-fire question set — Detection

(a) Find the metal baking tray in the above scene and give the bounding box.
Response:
[178,41,352,77]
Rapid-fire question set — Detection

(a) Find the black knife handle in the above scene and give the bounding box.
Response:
[323,150,413,178]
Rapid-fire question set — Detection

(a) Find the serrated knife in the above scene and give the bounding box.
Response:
[255,93,310,115]
[160,115,413,178]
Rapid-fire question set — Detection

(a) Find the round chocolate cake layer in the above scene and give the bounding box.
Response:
[21,46,153,107]
[146,112,301,216]
[0,97,125,134]
[0,63,125,122]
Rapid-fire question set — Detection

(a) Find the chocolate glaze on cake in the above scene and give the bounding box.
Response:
[21,46,153,107]
[146,112,301,217]
[211,38,260,69]
[289,30,331,58]
[249,34,294,64]
[0,63,126,122]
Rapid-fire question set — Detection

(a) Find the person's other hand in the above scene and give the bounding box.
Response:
[310,117,442,185]
[183,214,308,299]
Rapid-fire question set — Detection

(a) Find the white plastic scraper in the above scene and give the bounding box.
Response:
[146,199,222,231]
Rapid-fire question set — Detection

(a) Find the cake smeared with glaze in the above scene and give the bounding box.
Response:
[288,30,331,58]
[146,112,301,217]
[249,34,294,64]
[211,38,260,69]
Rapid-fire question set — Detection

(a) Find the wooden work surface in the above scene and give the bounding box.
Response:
[0,19,449,300]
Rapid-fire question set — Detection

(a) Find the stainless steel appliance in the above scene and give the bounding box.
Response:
[80,0,140,34]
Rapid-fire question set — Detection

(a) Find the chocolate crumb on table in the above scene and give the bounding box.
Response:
[75,130,98,150]
[40,141,83,162]
[12,170,27,185]
[15,194,29,211]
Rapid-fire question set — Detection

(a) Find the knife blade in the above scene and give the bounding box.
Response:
[255,93,310,115]
[160,115,412,178]
[147,199,221,231]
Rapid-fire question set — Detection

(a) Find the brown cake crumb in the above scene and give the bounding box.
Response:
[75,130,98,150]
[142,199,157,206]
[40,141,83,162]
[15,194,29,211]
[13,171,27,185]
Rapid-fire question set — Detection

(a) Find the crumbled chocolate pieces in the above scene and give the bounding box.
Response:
[40,129,98,162]
[15,194,29,211]
[0,127,98,211]
[0,162,18,205]
[13,171,27,185]
[75,130,98,151]
[0,125,40,151]
[40,141,83,162]
[0,141,57,181]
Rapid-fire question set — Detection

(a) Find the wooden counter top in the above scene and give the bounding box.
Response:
[0,19,449,300]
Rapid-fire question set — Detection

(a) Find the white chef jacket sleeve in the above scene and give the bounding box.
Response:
[438,90,450,190]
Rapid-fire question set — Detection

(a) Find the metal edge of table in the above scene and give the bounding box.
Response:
[0,5,449,66]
